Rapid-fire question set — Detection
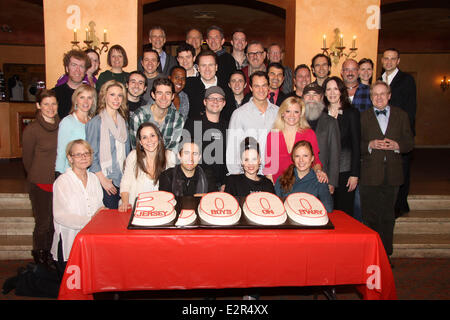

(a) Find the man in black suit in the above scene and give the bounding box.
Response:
[380,48,417,216]
[183,50,235,122]
[267,62,288,106]
[205,25,236,84]
[360,80,414,257]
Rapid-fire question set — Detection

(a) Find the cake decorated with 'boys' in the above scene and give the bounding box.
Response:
[175,209,197,226]
[198,192,241,225]
[284,192,329,226]
[131,191,177,226]
[243,192,287,225]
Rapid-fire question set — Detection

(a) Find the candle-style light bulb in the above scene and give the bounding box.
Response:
[323,34,327,48]
[352,35,356,49]
[104,29,107,42]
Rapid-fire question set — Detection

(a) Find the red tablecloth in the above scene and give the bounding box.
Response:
[58,210,396,300]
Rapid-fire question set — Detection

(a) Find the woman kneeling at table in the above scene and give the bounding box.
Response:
[225,137,275,197]
[51,139,105,271]
[119,122,175,212]
[275,140,333,213]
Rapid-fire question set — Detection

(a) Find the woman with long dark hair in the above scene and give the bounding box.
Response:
[322,76,360,217]
[118,122,175,211]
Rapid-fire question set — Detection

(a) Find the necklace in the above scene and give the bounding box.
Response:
[346,84,359,90]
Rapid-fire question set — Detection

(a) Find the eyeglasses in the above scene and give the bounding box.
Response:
[71,152,91,158]
[206,97,225,103]
[247,51,264,58]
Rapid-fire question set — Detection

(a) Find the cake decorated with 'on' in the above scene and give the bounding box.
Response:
[243,192,287,225]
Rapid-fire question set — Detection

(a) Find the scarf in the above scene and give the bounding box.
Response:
[99,109,127,178]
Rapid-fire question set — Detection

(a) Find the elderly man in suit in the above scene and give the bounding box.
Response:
[380,48,417,216]
[360,80,414,258]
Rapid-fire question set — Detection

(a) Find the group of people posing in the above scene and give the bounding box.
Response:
[22,25,415,272]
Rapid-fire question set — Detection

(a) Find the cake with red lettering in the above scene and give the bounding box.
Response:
[198,192,241,225]
[284,192,329,226]
[131,191,177,226]
[243,192,287,225]
[175,209,197,226]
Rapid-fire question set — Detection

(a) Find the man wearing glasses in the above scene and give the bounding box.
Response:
[183,86,229,191]
[242,41,267,95]
[53,50,91,119]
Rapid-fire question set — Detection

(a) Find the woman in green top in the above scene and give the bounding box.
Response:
[96,44,129,92]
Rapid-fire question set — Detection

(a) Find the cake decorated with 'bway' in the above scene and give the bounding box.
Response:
[175,209,197,226]
[243,192,287,225]
[198,192,241,225]
[132,191,177,226]
[284,192,329,226]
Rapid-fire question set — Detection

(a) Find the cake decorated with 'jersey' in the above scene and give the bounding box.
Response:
[131,191,177,226]
[198,192,241,225]
[175,209,197,226]
[284,192,329,226]
[243,192,287,225]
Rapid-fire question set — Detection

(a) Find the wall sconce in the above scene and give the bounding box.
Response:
[70,21,109,54]
[440,76,449,92]
[321,28,357,65]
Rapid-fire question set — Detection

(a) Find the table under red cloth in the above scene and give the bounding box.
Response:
[57,210,396,300]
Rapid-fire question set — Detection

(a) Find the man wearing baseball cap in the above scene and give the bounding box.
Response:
[303,83,341,195]
[183,86,229,190]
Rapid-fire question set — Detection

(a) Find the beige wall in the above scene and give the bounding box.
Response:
[43,0,141,87]
[288,0,380,75]
[377,53,450,146]
[0,45,45,68]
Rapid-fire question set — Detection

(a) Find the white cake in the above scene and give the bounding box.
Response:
[175,209,197,226]
[198,192,241,225]
[284,192,329,226]
[132,191,177,226]
[243,192,287,225]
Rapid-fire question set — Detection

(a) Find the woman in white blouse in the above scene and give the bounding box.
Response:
[118,122,175,212]
[51,139,105,269]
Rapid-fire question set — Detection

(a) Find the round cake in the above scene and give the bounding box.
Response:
[175,209,197,226]
[243,192,287,225]
[132,191,177,226]
[284,192,329,226]
[198,192,241,225]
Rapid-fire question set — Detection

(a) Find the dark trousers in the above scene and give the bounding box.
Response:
[28,183,54,251]
[360,183,399,256]
[395,151,411,216]
[334,171,355,218]
[102,184,121,209]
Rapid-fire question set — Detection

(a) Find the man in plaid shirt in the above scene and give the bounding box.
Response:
[341,59,372,113]
[129,77,184,151]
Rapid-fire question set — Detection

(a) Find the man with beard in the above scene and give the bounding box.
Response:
[341,59,372,113]
[266,62,288,106]
[303,83,341,194]
[126,71,147,116]
[242,41,267,95]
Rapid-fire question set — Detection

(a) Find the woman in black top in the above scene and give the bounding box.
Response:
[322,76,360,217]
[225,137,275,197]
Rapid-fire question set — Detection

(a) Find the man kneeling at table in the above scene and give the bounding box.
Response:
[159,140,216,196]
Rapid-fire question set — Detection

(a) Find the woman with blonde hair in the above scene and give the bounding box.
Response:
[86,80,130,209]
[55,84,97,176]
[52,139,104,270]
[264,96,327,184]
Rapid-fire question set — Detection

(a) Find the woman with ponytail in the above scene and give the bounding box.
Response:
[275,140,333,213]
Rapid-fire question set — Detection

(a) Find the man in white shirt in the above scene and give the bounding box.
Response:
[226,71,279,175]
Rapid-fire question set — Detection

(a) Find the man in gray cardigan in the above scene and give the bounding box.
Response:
[303,83,341,195]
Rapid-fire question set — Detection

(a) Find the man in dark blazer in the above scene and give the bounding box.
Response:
[379,48,417,216]
[183,50,235,122]
[360,80,414,258]
[303,83,341,194]
[148,26,178,77]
